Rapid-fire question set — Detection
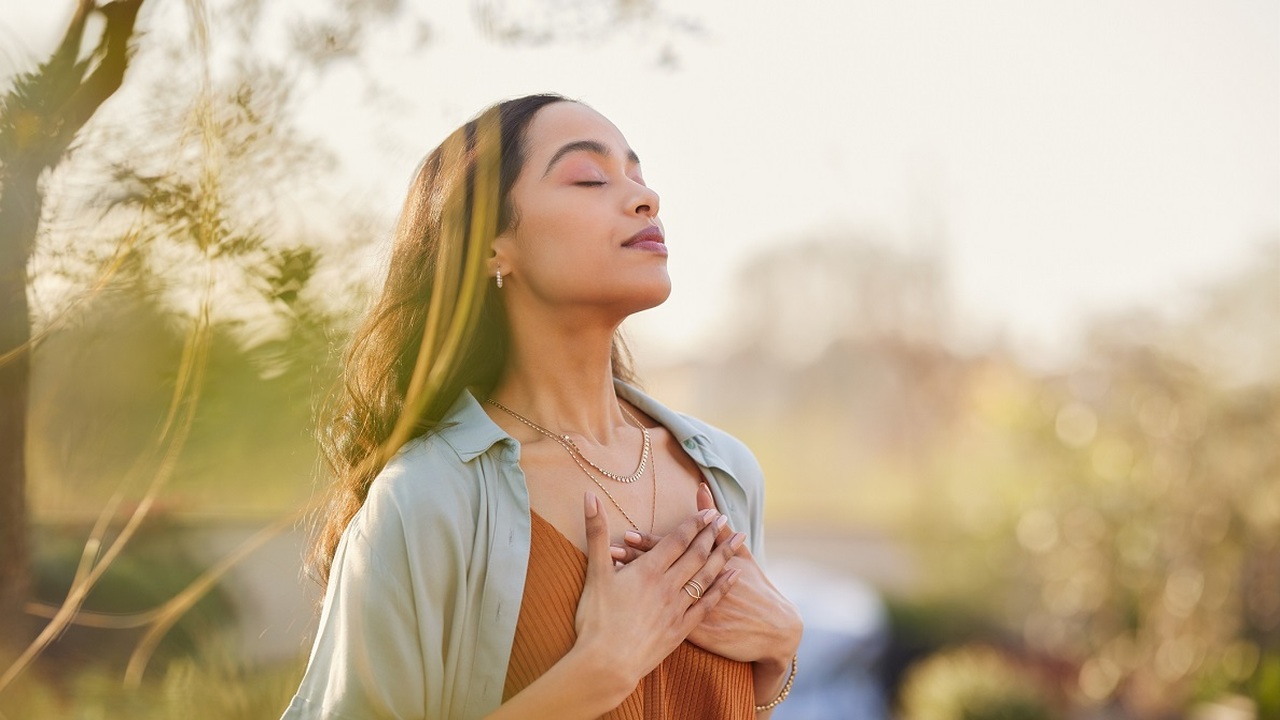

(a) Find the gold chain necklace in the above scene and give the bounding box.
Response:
[486,399,652,483]
[486,398,657,532]
[565,404,652,483]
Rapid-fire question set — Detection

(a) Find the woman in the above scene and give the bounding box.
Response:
[282,93,803,720]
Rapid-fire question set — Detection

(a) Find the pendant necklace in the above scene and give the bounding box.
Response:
[487,398,657,533]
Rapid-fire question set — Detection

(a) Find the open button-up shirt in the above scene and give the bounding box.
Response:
[281,380,766,720]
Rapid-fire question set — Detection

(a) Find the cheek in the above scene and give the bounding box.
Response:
[527,232,615,286]
[512,224,606,294]
[519,203,612,264]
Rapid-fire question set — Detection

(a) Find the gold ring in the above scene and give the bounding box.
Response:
[683,579,704,600]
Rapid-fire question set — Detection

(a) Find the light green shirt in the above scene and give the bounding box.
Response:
[281,380,766,720]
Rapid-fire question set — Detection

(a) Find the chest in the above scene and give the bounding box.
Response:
[517,428,709,553]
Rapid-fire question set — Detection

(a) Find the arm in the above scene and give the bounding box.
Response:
[695,484,803,717]
[282,517,430,720]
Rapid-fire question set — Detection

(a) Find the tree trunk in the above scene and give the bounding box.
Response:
[0,0,144,652]
[0,173,38,650]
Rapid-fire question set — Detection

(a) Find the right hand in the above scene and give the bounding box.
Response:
[571,492,742,693]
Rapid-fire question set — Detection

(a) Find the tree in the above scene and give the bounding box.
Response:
[0,0,145,650]
[2,0,697,674]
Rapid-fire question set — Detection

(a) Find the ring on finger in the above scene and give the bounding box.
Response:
[682,579,704,600]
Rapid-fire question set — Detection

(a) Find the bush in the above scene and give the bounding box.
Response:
[898,645,1063,720]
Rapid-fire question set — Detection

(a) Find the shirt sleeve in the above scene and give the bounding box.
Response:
[281,510,426,720]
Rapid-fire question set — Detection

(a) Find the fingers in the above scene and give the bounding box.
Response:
[583,492,614,582]
[683,565,743,625]
[645,508,719,570]
[697,483,716,512]
[610,543,645,564]
[620,529,660,554]
[680,528,744,602]
[697,484,737,543]
[667,514,735,589]
[611,492,736,563]
[678,529,746,632]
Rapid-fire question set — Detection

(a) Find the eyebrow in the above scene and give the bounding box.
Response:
[542,140,641,177]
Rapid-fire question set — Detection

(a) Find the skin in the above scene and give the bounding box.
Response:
[614,484,805,707]
[481,101,802,718]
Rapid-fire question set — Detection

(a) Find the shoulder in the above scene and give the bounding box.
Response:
[674,411,769,559]
[615,379,764,491]
[377,432,486,500]
[680,414,764,483]
[347,432,488,553]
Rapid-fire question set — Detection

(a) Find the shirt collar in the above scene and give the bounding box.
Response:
[429,379,717,465]
[615,379,738,479]
[612,379,708,447]
[433,389,514,462]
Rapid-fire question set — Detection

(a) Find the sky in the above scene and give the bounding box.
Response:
[4,0,1278,367]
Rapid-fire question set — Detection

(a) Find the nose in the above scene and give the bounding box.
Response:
[631,182,660,218]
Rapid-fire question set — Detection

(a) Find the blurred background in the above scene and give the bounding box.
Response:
[0,0,1276,718]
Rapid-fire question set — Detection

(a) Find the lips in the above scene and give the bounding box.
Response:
[623,226,665,249]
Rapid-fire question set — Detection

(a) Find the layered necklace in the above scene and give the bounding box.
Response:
[486,398,657,533]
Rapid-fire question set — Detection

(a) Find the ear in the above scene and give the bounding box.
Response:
[489,229,514,278]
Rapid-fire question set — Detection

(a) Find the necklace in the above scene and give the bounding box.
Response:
[487,399,652,484]
[486,398,657,533]
[565,404,652,483]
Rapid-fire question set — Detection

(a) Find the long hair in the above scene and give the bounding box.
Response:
[310,94,635,587]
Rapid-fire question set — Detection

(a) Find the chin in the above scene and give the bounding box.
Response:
[613,275,671,316]
[637,274,673,308]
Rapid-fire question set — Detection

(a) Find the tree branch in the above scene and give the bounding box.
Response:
[48,0,95,73]
[55,0,146,157]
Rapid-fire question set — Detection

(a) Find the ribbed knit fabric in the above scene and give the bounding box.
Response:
[503,511,755,719]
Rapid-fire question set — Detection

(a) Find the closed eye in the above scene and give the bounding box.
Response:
[574,181,606,187]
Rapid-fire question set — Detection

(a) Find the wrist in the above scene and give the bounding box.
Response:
[761,616,803,673]
[491,642,640,719]
[752,653,798,713]
[752,657,790,702]
[753,623,802,706]
[564,641,639,710]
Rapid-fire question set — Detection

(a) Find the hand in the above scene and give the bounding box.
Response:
[610,485,803,689]
[570,492,742,702]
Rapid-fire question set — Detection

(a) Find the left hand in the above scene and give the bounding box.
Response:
[610,484,803,670]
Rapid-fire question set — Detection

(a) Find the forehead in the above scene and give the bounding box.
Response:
[521,102,631,162]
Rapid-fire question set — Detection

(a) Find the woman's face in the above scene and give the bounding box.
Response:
[494,101,669,317]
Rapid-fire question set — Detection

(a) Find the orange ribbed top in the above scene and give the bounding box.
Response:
[503,511,755,718]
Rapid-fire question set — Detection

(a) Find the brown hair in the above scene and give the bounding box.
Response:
[310,94,634,587]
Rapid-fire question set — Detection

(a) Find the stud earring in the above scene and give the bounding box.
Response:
[495,268,503,288]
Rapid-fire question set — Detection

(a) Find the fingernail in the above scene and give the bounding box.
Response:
[698,508,717,523]
[730,532,746,550]
[610,546,627,560]
[585,492,598,518]
[624,530,642,544]
[714,515,729,531]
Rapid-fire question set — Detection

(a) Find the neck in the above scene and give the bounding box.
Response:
[490,306,630,444]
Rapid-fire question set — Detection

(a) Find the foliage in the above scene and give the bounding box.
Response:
[898,645,1063,720]
[29,519,236,666]
[879,595,1009,700]
[1250,653,1280,720]
[28,278,337,518]
[0,0,143,173]
[665,236,1280,717]
[984,344,1277,715]
[0,650,304,720]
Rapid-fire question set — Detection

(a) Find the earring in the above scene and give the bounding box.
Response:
[495,268,503,288]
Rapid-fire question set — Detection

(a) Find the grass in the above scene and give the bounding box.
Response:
[0,649,305,720]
